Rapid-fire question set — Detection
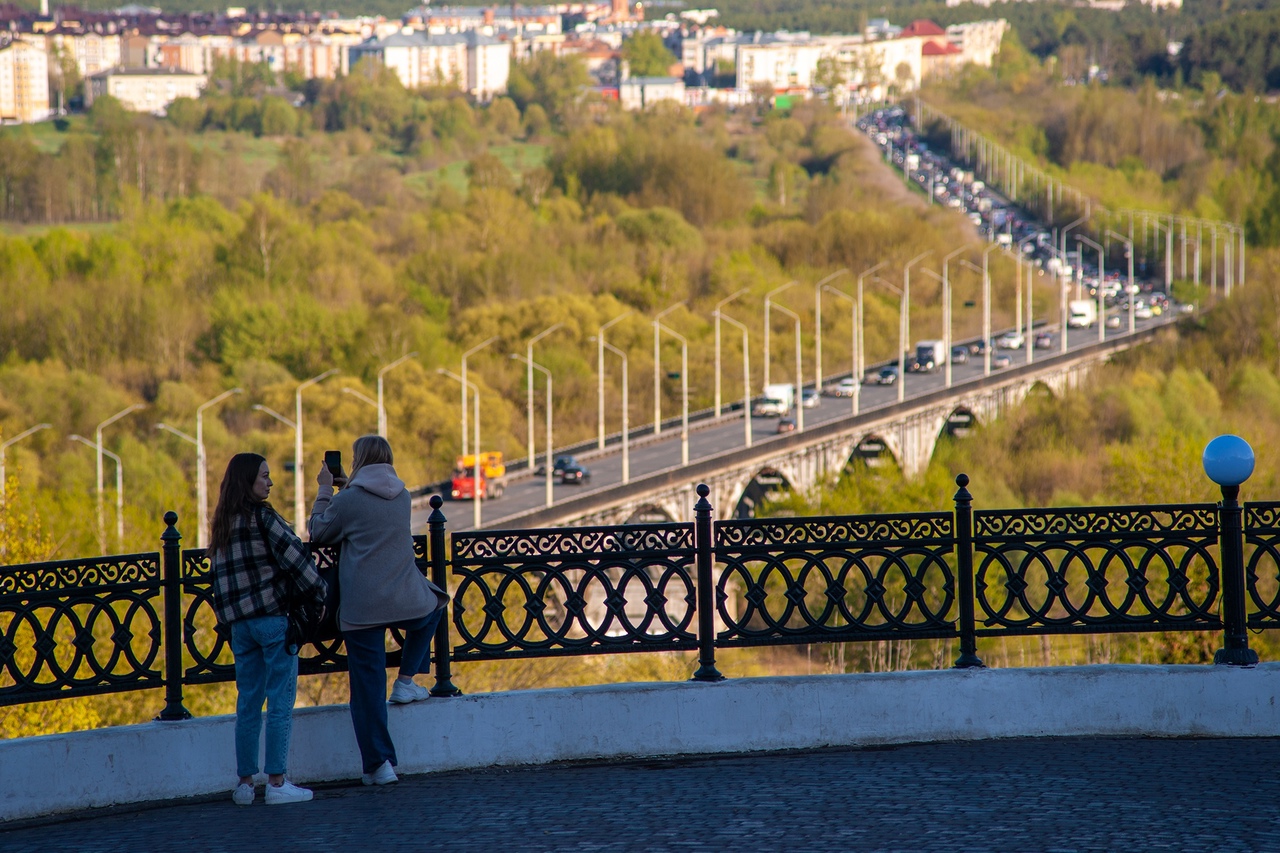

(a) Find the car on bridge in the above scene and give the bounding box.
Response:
[1034,332,1053,349]
[826,378,858,397]
[950,346,969,365]
[776,417,797,434]
[992,353,1013,369]
[560,461,591,485]
[536,456,578,478]
[872,366,899,385]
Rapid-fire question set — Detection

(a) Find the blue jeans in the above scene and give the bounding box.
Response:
[343,609,444,774]
[231,615,298,778]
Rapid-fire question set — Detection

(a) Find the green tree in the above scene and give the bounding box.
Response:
[622,32,678,77]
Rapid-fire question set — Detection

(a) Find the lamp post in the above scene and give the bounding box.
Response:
[1107,230,1136,335]
[772,303,804,432]
[155,423,201,546]
[1,423,51,505]
[856,261,890,387]
[1,422,51,555]
[526,324,564,470]
[342,387,379,429]
[376,352,417,439]
[597,311,631,449]
[592,336,631,481]
[251,404,297,525]
[192,388,243,549]
[70,435,125,552]
[822,284,859,416]
[716,311,753,447]
[652,302,685,437]
[1203,434,1259,666]
[1016,237,1037,365]
[654,317,690,464]
[1060,212,1090,280]
[509,355,554,507]
[941,247,967,388]
[1076,234,1107,344]
[460,336,498,459]
[95,403,144,552]
[901,251,932,404]
[714,290,747,418]
[866,274,906,405]
[437,369,484,527]
[813,268,849,394]
[763,281,797,391]
[293,369,338,537]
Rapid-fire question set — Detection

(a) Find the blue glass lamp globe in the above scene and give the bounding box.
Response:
[1202,435,1255,487]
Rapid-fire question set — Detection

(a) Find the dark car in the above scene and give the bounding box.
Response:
[776,417,797,434]
[536,455,577,477]
[992,353,1013,369]
[1034,332,1053,349]
[874,366,899,385]
[968,339,988,356]
[950,346,969,365]
[560,462,590,485]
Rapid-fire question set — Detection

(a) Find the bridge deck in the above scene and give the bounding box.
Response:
[7,735,1277,851]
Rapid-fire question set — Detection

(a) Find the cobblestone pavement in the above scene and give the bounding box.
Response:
[6,736,1280,852]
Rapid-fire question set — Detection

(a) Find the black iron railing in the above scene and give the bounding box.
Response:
[3,478,1277,717]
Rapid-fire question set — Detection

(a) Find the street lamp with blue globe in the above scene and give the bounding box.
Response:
[1203,434,1259,666]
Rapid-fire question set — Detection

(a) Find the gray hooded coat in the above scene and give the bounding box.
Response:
[308,462,444,632]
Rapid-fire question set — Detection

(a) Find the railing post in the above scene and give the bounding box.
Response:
[691,483,725,682]
[1214,484,1259,666]
[952,475,985,669]
[156,511,192,720]
[428,495,462,696]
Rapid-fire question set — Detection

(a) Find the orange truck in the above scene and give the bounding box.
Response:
[450,451,507,500]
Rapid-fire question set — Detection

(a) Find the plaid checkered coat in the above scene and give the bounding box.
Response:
[210,505,326,626]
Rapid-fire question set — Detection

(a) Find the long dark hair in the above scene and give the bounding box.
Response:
[209,453,274,557]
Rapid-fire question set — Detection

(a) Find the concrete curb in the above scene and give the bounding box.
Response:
[6,662,1280,822]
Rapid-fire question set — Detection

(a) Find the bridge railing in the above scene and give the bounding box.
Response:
[2,477,1274,716]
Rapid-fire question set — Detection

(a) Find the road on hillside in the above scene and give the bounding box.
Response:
[415,312,1178,531]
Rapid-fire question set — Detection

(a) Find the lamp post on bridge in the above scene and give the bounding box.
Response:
[652,301,685,438]
[900,251,932,404]
[251,403,297,527]
[71,434,126,552]
[865,274,907,405]
[813,268,849,396]
[376,352,417,439]
[821,284,858,417]
[771,302,805,432]
[1107,230,1136,335]
[715,310,753,447]
[941,247,968,388]
[460,336,498,460]
[438,369,485,527]
[95,404,145,552]
[509,354,554,508]
[341,387,379,431]
[763,281,797,391]
[526,324,564,471]
[597,311,631,449]
[591,336,631,482]
[1076,234,1106,344]
[293,369,338,537]
[856,261,890,389]
[653,315,690,465]
[713,290,747,418]
[1,422,51,555]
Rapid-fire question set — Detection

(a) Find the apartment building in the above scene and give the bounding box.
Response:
[86,67,207,114]
[0,36,50,123]
[347,29,510,99]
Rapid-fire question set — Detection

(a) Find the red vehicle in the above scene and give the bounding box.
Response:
[450,470,505,500]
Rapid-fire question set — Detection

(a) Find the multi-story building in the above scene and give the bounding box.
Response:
[347,29,509,99]
[0,36,51,123]
[86,67,207,114]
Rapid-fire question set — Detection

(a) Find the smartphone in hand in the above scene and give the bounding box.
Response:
[324,450,342,478]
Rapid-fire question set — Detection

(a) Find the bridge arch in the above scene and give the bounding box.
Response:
[938,405,979,441]
[1027,379,1056,400]
[844,432,901,473]
[622,504,678,525]
[731,466,796,518]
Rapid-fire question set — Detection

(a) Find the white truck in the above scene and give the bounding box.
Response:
[1068,299,1098,328]
[912,340,946,373]
[753,383,795,416]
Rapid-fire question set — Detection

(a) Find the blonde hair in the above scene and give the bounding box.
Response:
[350,434,393,478]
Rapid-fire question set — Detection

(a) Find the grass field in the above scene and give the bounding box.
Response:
[404,142,549,198]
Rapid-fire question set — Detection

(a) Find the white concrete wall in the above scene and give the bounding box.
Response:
[6,663,1280,822]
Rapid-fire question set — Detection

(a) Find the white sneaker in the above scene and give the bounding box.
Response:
[388,680,430,704]
[232,783,255,806]
[265,779,313,805]
[361,760,398,786]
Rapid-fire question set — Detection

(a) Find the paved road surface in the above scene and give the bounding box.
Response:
[7,735,1278,852]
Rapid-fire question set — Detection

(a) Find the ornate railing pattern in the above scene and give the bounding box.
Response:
[0,552,165,704]
[1245,501,1280,627]
[972,505,1222,636]
[2,482,1277,714]
[714,513,956,647]
[449,523,699,661]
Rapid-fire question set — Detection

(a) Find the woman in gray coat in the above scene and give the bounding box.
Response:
[309,435,447,787]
